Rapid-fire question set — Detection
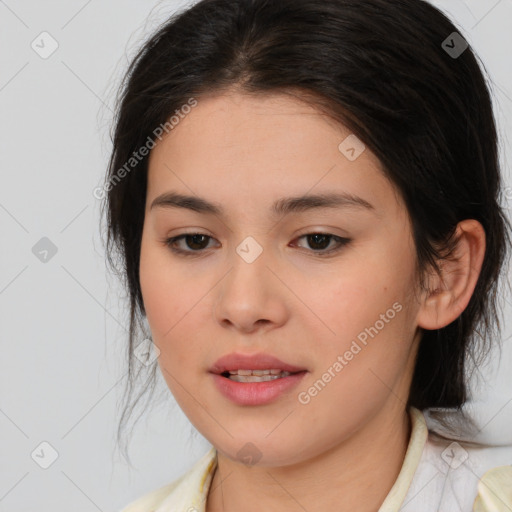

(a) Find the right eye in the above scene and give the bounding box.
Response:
[163,233,217,255]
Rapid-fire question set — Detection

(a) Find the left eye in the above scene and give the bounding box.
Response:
[164,233,351,256]
[165,233,214,252]
[293,233,349,253]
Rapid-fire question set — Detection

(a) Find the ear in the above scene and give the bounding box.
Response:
[416,219,486,330]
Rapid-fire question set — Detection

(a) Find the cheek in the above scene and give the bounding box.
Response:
[313,252,410,336]
[139,235,186,352]
[139,241,169,335]
[306,244,418,390]
[139,235,210,380]
[139,231,193,328]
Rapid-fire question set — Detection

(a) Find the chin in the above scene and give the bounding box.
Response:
[213,436,313,468]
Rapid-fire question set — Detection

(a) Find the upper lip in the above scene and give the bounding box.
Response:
[210,352,307,374]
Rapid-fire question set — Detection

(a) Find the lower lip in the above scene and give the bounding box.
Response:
[211,372,307,405]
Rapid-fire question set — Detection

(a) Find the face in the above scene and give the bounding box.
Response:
[139,91,424,467]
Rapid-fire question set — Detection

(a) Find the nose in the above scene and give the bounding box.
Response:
[212,251,289,335]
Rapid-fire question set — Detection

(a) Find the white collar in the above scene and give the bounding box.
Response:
[152,407,428,512]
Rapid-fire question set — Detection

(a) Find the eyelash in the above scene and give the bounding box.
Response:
[163,232,351,257]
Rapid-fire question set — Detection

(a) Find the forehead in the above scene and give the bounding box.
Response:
[146,91,402,220]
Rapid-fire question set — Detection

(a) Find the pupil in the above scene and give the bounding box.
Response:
[187,234,208,250]
[308,234,330,250]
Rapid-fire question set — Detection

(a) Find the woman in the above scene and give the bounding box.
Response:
[101,0,512,510]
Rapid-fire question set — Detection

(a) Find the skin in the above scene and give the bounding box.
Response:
[139,90,486,512]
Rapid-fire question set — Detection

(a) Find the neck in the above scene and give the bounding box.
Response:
[206,402,412,512]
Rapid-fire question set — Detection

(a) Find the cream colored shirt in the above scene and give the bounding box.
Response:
[120,407,512,512]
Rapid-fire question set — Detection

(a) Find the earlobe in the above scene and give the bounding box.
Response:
[416,219,486,331]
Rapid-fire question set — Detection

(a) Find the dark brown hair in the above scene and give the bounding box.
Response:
[101,0,512,459]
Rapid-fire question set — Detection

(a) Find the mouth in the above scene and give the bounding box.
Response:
[220,368,299,382]
[210,351,307,378]
[209,352,308,405]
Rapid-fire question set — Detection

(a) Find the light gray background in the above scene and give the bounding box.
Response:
[1,1,511,511]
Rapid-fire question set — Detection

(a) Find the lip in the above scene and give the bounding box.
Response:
[210,352,306,374]
[210,352,307,406]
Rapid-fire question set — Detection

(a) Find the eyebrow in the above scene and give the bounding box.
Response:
[150,191,376,217]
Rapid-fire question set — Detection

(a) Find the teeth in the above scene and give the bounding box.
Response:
[252,369,269,376]
[226,369,292,382]
[227,369,287,376]
[229,372,291,383]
